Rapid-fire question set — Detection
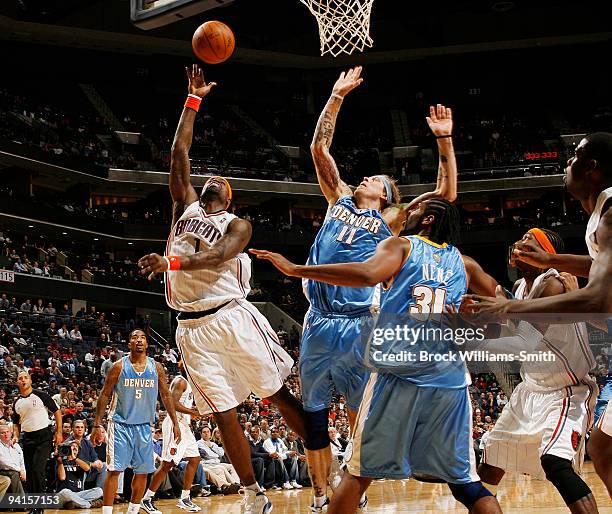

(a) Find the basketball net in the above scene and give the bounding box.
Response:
[299,0,374,57]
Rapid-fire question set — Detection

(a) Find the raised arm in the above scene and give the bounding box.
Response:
[156,361,181,444]
[250,236,410,288]
[139,218,252,279]
[383,104,457,234]
[170,64,218,226]
[311,67,363,205]
[90,360,123,445]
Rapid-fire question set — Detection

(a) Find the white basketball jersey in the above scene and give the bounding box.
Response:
[515,269,595,390]
[585,186,612,259]
[165,202,251,312]
[171,375,194,425]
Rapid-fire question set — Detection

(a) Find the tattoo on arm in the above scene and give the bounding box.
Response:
[94,362,121,425]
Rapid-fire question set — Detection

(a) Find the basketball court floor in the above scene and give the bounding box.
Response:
[45,462,611,514]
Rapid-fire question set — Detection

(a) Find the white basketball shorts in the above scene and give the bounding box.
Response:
[161,416,199,464]
[482,379,597,480]
[175,299,293,414]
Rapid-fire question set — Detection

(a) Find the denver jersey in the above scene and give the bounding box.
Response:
[165,201,251,312]
[305,196,393,313]
[378,235,468,388]
[109,356,158,425]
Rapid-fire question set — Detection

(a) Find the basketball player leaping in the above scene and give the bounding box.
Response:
[138,64,306,514]
[141,361,203,514]
[467,132,612,498]
[296,66,458,512]
[91,329,181,514]
[478,228,600,514]
[251,199,503,514]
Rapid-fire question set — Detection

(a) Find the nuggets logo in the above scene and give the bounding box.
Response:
[571,430,581,451]
[433,253,441,263]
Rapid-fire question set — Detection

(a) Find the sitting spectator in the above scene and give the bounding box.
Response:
[69,325,83,342]
[19,299,32,312]
[66,420,106,489]
[44,302,56,315]
[53,387,69,408]
[55,440,103,509]
[57,323,69,340]
[262,426,300,490]
[0,294,8,309]
[197,427,240,494]
[12,258,28,273]
[32,299,44,314]
[61,421,73,443]
[0,424,26,495]
[283,430,309,486]
[248,425,273,489]
[46,321,58,339]
[2,355,19,381]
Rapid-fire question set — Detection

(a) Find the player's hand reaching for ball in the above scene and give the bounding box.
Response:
[249,249,298,277]
[186,64,217,98]
[332,66,364,98]
[426,104,453,137]
[138,253,168,280]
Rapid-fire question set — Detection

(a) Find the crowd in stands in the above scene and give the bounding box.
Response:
[4,84,610,186]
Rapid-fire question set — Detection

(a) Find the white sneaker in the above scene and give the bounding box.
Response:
[242,491,273,514]
[141,499,162,514]
[356,495,368,513]
[290,480,302,489]
[282,482,293,490]
[176,497,202,512]
[310,497,330,513]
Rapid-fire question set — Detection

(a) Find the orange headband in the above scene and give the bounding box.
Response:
[204,176,232,202]
[528,228,557,254]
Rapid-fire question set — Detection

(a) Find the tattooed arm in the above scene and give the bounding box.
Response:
[311,67,363,206]
[170,64,217,227]
[90,360,123,445]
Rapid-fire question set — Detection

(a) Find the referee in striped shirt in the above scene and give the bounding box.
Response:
[12,371,62,509]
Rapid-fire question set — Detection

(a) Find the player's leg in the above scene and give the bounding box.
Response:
[102,471,122,511]
[448,482,501,514]
[589,427,612,498]
[213,407,256,484]
[326,473,372,514]
[141,460,173,514]
[476,463,505,496]
[267,385,306,439]
[129,473,148,508]
[539,454,598,513]
[127,424,157,514]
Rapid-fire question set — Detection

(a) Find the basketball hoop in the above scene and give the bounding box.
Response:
[299,0,374,57]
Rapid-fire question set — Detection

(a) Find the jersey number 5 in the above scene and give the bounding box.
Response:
[336,226,357,245]
[409,285,447,314]
[135,389,142,400]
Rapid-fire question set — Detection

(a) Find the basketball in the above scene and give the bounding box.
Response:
[192,21,235,64]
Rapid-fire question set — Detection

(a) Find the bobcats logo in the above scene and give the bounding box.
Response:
[571,430,581,451]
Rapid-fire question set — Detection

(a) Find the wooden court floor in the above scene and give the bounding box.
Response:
[47,462,611,514]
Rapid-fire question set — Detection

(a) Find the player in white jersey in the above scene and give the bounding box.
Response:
[478,228,599,513]
[138,65,306,514]
[468,132,612,498]
[141,364,203,514]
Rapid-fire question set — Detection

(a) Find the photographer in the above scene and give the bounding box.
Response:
[56,440,103,509]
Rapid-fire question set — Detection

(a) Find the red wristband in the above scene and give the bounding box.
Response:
[165,256,181,271]
[185,94,202,112]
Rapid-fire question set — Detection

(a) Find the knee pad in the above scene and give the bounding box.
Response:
[304,409,330,451]
[448,481,493,510]
[540,454,591,505]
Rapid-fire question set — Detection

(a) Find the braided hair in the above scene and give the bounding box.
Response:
[423,199,461,246]
[537,228,565,254]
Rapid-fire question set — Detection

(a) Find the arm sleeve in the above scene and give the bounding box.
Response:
[35,390,59,413]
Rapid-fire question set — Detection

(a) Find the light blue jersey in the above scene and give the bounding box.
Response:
[375,235,468,388]
[110,356,158,425]
[306,196,393,314]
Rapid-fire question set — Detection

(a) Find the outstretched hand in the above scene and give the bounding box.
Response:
[462,285,511,315]
[249,249,298,277]
[511,239,553,269]
[332,66,364,98]
[186,64,218,98]
[138,253,168,281]
[426,104,453,137]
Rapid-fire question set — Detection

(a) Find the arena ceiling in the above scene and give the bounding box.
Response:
[1,0,608,58]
